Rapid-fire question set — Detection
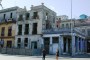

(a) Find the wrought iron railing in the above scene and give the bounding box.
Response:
[42,28,86,36]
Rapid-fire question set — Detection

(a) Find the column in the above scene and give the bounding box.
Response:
[49,37,53,54]
[84,40,86,53]
[77,37,79,54]
[59,36,63,55]
[85,40,87,53]
[66,38,68,53]
[71,35,75,56]
[22,24,25,35]
[80,38,82,53]
[41,38,44,49]
[81,38,83,53]
[16,24,18,35]
[21,37,24,48]
[15,25,18,48]
[83,39,85,53]
[15,38,18,48]
[82,39,84,53]
[28,38,31,49]
[75,37,78,53]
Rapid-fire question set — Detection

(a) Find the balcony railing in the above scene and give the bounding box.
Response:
[0,18,16,23]
[75,23,90,27]
[42,28,86,36]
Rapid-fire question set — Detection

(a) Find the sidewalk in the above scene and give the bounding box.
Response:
[72,53,90,58]
[0,53,90,58]
[32,53,90,58]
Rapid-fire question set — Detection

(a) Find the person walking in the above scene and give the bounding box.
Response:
[42,48,46,60]
[56,49,59,60]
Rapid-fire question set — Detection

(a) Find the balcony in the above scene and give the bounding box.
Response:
[18,17,23,21]
[32,16,39,20]
[42,28,86,36]
[0,18,16,23]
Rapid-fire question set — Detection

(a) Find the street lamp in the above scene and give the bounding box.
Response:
[71,0,73,35]
[71,0,74,56]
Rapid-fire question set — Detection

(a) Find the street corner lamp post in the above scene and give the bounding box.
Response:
[71,0,75,56]
[71,0,73,56]
[71,0,72,35]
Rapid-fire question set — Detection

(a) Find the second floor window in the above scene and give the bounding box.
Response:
[33,12,39,19]
[66,23,69,28]
[10,13,13,18]
[18,15,23,21]
[25,13,30,20]
[8,26,12,36]
[1,27,5,36]
[45,13,48,20]
[87,29,90,36]
[3,14,6,19]
[24,24,29,35]
[62,24,64,28]
[18,25,22,35]
[32,23,37,34]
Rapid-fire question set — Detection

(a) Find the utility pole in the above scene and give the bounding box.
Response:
[71,0,72,35]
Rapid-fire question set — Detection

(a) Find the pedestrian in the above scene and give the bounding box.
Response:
[56,49,59,60]
[42,48,46,60]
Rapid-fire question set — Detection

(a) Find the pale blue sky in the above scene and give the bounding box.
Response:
[1,0,90,18]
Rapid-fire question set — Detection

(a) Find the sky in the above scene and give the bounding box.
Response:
[1,0,90,18]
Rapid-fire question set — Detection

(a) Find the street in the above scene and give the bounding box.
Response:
[0,54,90,60]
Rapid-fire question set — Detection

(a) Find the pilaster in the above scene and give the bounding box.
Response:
[71,35,75,56]
[59,36,63,55]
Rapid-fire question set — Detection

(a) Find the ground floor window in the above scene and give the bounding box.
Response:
[31,41,37,49]
[52,37,59,43]
[7,41,12,48]
[24,38,28,48]
[17,38,21,48]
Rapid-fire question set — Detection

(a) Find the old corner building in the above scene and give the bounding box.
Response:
[0,3,89,56]
[0,6,22,48]
[15,3,88,56]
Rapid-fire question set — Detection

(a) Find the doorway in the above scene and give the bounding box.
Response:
[63,37,71,54]
[44,37,50,54]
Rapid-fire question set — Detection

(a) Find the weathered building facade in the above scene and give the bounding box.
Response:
[0,4,88,56]
[15,3,56,51]
[15,4,87,56]
[74,19,90,53]
[0,6,23,48]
